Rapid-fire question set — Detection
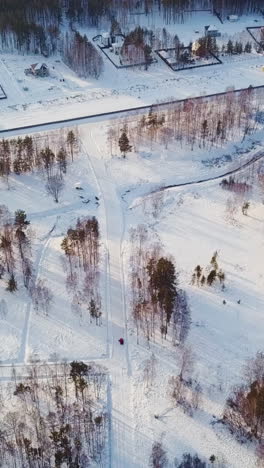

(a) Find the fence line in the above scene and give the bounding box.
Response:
[0,84,264,136]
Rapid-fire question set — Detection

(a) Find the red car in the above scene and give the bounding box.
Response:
[118,338,124,345]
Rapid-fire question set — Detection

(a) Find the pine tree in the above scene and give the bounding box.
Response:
[67,130,77,162]
[244,42,252,53]
[207,270,217,286]
[14,210,30,228]
[227,40,234,55]
[118,131,132,158]
[6,274,17,292]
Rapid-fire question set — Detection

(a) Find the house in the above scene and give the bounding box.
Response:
[227,15,239,22]
[25,63,49,77]
[205,25,221,37]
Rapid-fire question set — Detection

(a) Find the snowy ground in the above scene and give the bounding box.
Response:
[0,9,264,468]
[0,13,263,130]
[0,137,109,364]
[0,104,263,464]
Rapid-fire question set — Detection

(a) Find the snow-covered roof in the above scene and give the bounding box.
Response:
[229,15,239,20]
[102,32,110,39]
[160,50,170,59]
[207,25,219,31]
[31,63,48,70]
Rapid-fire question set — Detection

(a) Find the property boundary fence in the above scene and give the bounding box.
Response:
[213,8,223,24]
[246,26,264,50]
[155,47,222,71]
[98,44,157,69]
[0,84,264,135]
[0,84,7,100]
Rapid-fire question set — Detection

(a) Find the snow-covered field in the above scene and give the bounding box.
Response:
[0,9,264,468]
[0,108,263,466]
[0,136,109,364]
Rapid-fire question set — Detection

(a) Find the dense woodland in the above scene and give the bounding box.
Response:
[0,361,108,467]
[0,0,262,53]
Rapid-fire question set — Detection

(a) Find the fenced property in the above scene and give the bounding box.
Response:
[0,84,7,99]
[156,46,222,72]
[247,26,264,50]
[97,44,157,69]
[93,33,158,70]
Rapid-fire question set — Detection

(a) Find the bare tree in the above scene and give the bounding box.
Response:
[46,173,64,203]
[143,353,157,388]
[149,441,168,468]
[30,279,53,315]
[178,346,195,382]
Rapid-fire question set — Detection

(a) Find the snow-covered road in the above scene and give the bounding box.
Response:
[81,128,137,467]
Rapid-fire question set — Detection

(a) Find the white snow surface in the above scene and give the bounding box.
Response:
[0,10,264,468]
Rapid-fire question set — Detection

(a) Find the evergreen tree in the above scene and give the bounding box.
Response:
[227,40,234,55]
[244,42,252,53]
[67,130,77,162]
[14,209,30,228]
[6,273,17,292]
[118,131,132,158]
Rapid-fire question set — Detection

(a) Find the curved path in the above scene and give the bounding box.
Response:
[151,149,264,194]
[128,149,264,212]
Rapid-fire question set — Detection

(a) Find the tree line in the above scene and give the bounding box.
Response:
[108,87,262,157]
[0,129,79,203]
[64,0,263,26]
[0,1,262,52]
[61,217,102,325]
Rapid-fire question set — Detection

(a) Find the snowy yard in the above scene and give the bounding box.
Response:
[0,13,263,130]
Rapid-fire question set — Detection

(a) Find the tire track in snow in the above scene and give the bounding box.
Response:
[81,128,137,467]
[19,235,52,364]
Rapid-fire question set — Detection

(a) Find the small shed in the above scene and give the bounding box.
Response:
[102,32,111,47]
[25,63,49,77]
[227,15,239,22]
[205,25,221,37]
